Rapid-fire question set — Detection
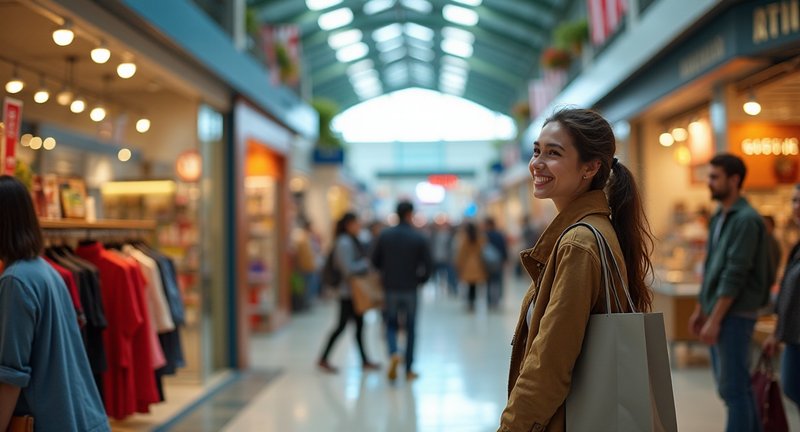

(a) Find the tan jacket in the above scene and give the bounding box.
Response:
[455,237,487,283]
[498,190,630,432]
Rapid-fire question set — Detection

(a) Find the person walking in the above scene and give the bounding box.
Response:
[371,201,432,381]
[498,108,654,431]
[689,153,771,432]
[455,222,488,312]
[317,212,380,374]
[483,217,509,309]
[0,175,110,432]
[763,183,800,413]
[430,220,456,295]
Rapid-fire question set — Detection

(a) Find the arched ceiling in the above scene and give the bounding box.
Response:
[248,0,572,114]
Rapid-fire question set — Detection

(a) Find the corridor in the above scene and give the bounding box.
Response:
[179,276,797,432]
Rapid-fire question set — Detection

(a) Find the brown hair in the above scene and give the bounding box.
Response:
[0,175,43,265]
[544,108,655,311]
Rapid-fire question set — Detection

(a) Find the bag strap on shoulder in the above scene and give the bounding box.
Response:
[555,222,636,314]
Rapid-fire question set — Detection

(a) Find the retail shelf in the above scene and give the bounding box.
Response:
[39,218,157,230]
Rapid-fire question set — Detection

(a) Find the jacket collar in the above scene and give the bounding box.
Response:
[522,189,611,266]
[713,196,749,218]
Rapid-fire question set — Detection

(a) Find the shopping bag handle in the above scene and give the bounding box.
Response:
[556,222,636,314]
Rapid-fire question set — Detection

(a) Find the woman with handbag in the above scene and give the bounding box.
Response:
[0,176,110,432]
[763,183,800,412]
[455,222,488,312]
[497,108,655,432]
[317,212,380,374]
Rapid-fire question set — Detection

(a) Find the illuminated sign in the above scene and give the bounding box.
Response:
[428,174,458,189]
[741,137,800,156]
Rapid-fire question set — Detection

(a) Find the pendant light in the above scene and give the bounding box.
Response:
[33,76,50,103]
[136,117,151,133]
[52,21,74,46]
[91,42,111,64]
[5,66,24,94]
[743,92,762,116]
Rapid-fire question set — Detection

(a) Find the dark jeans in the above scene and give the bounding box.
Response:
[710,315,761,432]
[487,271,503,307]
[384,291,418,372]
[782,343,800,410]
[319,299,368,364]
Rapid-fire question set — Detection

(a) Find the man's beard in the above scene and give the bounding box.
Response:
[710,186,730,201]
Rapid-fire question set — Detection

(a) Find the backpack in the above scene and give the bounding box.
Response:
[481,243,503,273]
[321,249,342,287]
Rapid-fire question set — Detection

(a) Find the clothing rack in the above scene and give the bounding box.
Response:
[39,219,156,242]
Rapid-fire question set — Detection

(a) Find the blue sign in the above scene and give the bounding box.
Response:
[312,147,345,165]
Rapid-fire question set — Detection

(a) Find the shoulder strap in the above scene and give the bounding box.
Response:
[554,222,636,314]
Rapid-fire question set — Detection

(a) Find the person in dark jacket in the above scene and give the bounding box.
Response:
[689,154,771,432]
[763,183,800,412]
[372,201,433,381]
[484,217,509,310]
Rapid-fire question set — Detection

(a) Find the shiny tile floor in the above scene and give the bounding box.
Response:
[214,276,800,432]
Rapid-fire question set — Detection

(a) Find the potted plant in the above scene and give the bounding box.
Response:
[554,19,589,56]
[540,47,572,70]
[311,99,346,164]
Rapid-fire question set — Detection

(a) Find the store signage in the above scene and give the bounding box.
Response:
[312,147,344,165]
[428,174,458,189]
[176,150,203,182]
[2,98,22,175]
[679,36,726,80]
[752,1,800,45]
[741,137,800,155]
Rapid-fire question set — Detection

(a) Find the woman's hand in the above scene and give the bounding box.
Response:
[762,334,780,357]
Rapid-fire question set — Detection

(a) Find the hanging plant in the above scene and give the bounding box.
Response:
[554,19,589,55]
[540,47,572,70]
[511,101,531,123]
[311,98,343,149]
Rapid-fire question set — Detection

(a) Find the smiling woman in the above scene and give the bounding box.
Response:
[332,88,516,142]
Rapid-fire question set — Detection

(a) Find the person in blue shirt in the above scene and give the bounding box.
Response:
[0,175,110,432]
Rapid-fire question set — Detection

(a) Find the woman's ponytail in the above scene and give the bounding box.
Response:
[607,161,654,312]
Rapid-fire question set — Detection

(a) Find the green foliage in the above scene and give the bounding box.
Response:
[311,98,343,148]
[554,19,589,54]
[245,7,260,36]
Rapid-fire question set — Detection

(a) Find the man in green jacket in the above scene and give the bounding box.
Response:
[689,153,770,432]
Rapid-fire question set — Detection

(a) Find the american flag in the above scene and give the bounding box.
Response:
[588,0,627,46]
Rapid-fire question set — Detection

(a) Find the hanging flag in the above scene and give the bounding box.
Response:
[260,24,302,88]
[2,97,22,175]
[588,0,627,46]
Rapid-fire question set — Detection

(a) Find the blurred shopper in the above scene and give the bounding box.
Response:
[763,183,800,412]
[365,220,384,257]
[516,215,542,278]
[483,217,509,310]
[498,109,654,431]
[689,154,771,432]
[455,222,488,312]
[763,215,782,289]
[317,212,380,374]
[372,201,432,381]
[293,218,321,307]
[0,175,110,432]
[430,220,456,294]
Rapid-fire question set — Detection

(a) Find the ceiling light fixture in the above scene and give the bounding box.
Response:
[336,42,370,62]
[401,0,433,14]
[43,137,57,150]
[33,76,49,103]
[306,0,343,11]
[373,23,404,43]
[52,21,75,46]
[56,86,73,106]
[318,8,353,30]
[405,23,435,41]
[659,131,675,147]
[5,66,24,94]
[29,137,43,150]
[118,148,132,162]
[364,0,394,15]
[442,4,479,26]
[671,127,688,142]
[136,118,151,133]
[743,93,761,116]
[91,42,111,64]
[453,0,482,5]
[441,39,474,58]
[90,105,107,122]
[117,61,137,79]
[328,29,363,49]
[70,97,86,113]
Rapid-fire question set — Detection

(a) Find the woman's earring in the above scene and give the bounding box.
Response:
[582,175,587,179]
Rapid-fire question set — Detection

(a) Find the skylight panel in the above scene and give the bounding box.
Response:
[405,23,435,41]
[441,39,473,58]
[442,4,479,26]
[328,29,363,49]
[401,0,433,14]
[318,8,354,31]
[364,0,395,15]
[442,26,475,44]
[373,24,404,43]
[306,0,343,11]
[336,42,369,62]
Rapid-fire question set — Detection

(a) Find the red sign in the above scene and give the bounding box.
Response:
[428,174,459,189]
[3,98,22,175]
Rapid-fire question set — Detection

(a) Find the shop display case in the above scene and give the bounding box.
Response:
[244,176,279,331]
